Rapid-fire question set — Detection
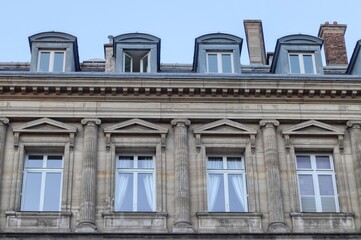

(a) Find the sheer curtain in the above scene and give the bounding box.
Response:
[208,174,221,211]
[230,174,246,211]
[116,173,129,210]
[142,174,154,211]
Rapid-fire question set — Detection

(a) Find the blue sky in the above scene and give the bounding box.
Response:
[1,0,360,64]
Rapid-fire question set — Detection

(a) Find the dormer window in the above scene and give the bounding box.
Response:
[193,33,243,74]
[289,53,316,74]
[29,32,79,72]
[123,50,150,73]
[113,33,160,73]
[207,52,233,73]
[270,34,323,74]
[38,50,65,72]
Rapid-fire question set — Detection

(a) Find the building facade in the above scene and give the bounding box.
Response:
[0,20,361,239]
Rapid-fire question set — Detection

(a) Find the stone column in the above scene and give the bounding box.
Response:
[259,120,289,232]
[76,118,101,232]
[0,118,9,163]
[347,121,361,214]
[171,119,193,232]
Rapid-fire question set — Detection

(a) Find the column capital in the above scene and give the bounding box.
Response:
[347,121,361,130]
[81,118,101,126]
[259,119,279,128]
[171,119,191,127]
[0,118,9,126]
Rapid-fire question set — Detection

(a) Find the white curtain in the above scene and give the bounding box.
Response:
[207,158,223,169]
[116,173,130,210]
[208,174,221,211]
[119,157,133,168]
[230,174,246,211]
[227,159,242,169]
[142,173,154,211]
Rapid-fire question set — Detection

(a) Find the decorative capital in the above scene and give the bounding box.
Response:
[0,118,9,126]
[81,118,101,127]
[347,121,361,130]
[171,119,191,127]
[259,119,279,128]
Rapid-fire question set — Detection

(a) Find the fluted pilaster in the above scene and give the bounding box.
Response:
[171,119,193,232]
[259,120,288,232]
[76,118,101,232]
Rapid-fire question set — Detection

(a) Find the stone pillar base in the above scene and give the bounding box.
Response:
[75,222,97,232]
[268,222,289,233]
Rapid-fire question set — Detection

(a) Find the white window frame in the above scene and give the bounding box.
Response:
[206,52,234,73]
[206,155,247,212]
[115,154,156,212]
[21,154,64,211]
[288,52,316,74]
[296,153,339,212]
[140,53,150,73]
[37,50,66,72]
[123,52,133,72]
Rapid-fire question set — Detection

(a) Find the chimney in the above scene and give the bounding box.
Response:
[104,35,115,72]
[244,20,267,65]
[318,21,348,65]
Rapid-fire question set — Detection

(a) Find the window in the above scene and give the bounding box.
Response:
[207,52,234,73]
[123,50,150,73]
[207,156,247,212]
[296,154,339,212]
[115,155,155,212]
[38,50,65,72]
[21,154,63,211]
[289,53,316,74]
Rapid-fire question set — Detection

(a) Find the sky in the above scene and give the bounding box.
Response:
[0,0,360,65]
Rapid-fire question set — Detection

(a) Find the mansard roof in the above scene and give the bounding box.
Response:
[347,40,361,74]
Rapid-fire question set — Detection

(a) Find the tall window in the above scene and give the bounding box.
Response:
[123,50,150,73]
[207,52,234,73]
[21,154,63,211]
[38,50,65,72]
[289,53,316,74]
[115,155,155,212]
[296,154,339,212]
[207,156,247,212]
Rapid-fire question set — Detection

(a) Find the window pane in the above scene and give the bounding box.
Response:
[321,196,336,212]
[124,54,132,72]
[298,174,314,195]
[316,156,331,169]
[228,174,246,212]
[207,54,218,73]
[207,157,223,169]
[118,156,134,168]
[318,175,334,195]
[296,155,311,169]
[39,52,50,72]
[227,157,242,169]
[53,52,64,72]
[303,55,314,74]
[138,156,154,169]
[22,172,42,211]
[43,173,62,211]
[301,196,316,212]
[116,173,133,211]
[138,173,154,211]
[47,155,63,168]
[142,54,149,73]
[289,54,300,73]
[221,54,232,73]
[27,155,44,168]
[208,174,225,211]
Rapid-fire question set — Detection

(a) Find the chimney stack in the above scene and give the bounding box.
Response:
[244,20,267,65]
[318,21,348,65]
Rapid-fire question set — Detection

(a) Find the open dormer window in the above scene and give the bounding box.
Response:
[38,50,65,72]
[123,50,150,73]
[289,53,316,74]
[207,52,234,73]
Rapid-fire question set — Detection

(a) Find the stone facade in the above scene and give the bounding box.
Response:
[0,20,361,239]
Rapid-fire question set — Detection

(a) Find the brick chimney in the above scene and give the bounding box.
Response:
[244,20,266,65]
[318,21,348,65]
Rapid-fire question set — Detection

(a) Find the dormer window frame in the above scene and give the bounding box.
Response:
[288,52,317,74]
[206,51,234,74]
[37,50,66,73]
[123,50,150,73]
